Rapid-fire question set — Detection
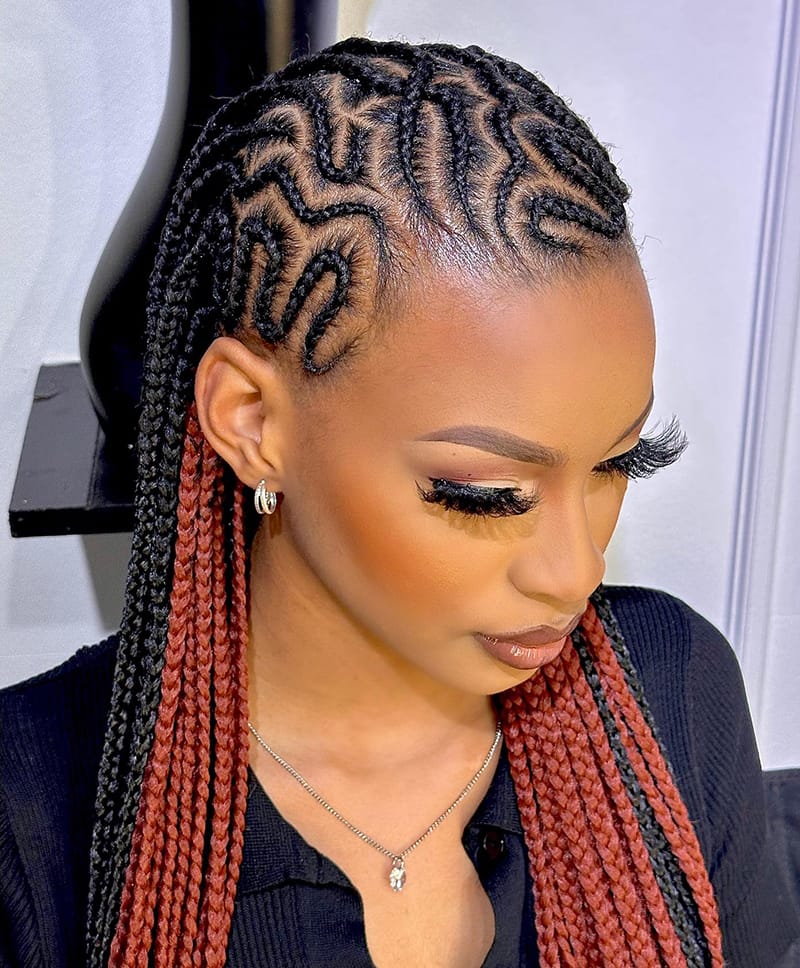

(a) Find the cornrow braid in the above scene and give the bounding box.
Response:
[86,37,720,966]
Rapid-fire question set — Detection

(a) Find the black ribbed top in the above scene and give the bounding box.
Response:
[1,587,798,966]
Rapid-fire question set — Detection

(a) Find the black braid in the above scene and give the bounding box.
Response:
[295,84,367,184]
[229,215,285,333]
[520,120,628,216]
[481,50,600,138]
[592,589,670,743]
[578,592,713,967]
[396,52,437,214]
[529,192,627,250]
[488,104,536,241]
[428,83,485,233]
[280,248,354,371]
[87,38,639,965]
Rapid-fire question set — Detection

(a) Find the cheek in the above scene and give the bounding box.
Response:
[284,446,484,626]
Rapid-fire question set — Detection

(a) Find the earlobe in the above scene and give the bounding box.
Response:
[194,336,287,490]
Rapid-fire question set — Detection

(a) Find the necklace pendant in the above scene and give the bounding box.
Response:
[389,859,406,892]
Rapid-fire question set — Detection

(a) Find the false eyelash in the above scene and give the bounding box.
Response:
[593,416,688,480]
[417,478,539,517]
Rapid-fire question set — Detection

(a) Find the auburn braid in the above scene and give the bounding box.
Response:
[104,411,247,967]
[499,599,725,967]
[582,610,724,959]
[86,37,720,967]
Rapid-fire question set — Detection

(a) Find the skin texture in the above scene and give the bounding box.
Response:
[194,251,656,967]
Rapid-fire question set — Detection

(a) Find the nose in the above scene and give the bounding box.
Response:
[507,492,605,608]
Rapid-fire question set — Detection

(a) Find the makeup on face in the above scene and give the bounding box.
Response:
[253,258,668,696]
[474,613,583,671]
[414,390,655,467]
[408,391,683,527]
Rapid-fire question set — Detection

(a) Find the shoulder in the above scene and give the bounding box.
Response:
[0,636,118,799]
[597,583,751,817]
[600,585,800,966]
[599,583,732,667]
[0,634,118,713]
[598,583,752,761]
[599,584,743,731]
[0,637,118,966]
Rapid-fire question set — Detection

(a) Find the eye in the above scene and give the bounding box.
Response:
[417,478,540,517]
[593,417,688,481]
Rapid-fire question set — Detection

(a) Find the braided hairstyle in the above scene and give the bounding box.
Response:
[87,37,723,967]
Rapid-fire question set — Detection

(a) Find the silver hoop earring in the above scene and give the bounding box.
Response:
[254,480,278,515]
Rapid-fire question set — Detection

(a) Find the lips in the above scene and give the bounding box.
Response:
[475,613,583,672]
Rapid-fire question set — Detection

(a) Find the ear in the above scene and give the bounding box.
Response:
[194,336,290,491]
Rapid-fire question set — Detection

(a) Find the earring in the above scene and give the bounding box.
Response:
[254,480,278,515]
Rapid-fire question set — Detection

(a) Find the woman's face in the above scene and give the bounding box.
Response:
[262,253,656,696]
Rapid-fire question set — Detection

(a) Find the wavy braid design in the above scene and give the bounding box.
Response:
[86,37,721,966]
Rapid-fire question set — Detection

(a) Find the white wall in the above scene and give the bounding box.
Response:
[0,0,169,681]
[1,1,797,767]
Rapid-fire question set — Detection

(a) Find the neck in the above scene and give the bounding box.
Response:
[246,527,496,770]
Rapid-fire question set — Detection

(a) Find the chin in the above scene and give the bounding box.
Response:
[441,660,542,698]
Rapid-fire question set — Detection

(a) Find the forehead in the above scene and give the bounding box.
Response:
[299,255,656,452]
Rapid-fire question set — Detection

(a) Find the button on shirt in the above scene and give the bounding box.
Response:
[226,746,538,967]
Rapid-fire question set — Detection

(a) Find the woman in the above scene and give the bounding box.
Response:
[1,37,797,968]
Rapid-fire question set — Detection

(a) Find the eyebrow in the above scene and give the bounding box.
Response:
[416,390,655,466]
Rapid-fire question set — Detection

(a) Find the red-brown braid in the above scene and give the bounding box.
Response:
[528,665,635,965]
[219,467,251,930]
[153,662,186,966]
[108,415,202,965]
[562,641,687,964]
[581,607,725,964]
[519,671,610,964]
[175,436,215,968]
[108,409,249,967]
[503,695,570,964]
[545,650,665,964]
[500,602,724,967]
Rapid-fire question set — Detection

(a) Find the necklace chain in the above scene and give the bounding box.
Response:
[247,719,503,892]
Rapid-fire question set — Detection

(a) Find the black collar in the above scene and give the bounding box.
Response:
[237,742,522,895]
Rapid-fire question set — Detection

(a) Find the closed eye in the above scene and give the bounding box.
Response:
[593,417,687,480]
[417,479,540,517]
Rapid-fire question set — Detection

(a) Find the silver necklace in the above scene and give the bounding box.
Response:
[248,720,503,892]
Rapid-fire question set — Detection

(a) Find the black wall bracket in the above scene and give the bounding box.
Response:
[8,364,134,537]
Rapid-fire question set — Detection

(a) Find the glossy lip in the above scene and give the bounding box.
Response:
[475,613,583,672]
